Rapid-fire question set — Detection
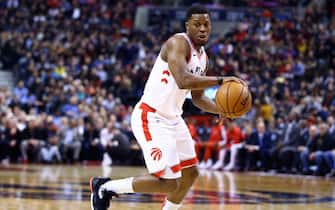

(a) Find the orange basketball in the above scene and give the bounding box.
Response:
[215,81,252,119]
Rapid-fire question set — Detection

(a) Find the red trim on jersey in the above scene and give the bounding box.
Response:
[139,103,156,141]
[141,110,151,141]
[180,157,198,169]
[170,164,181,173]
[152,170,165,178]
[205,53,209,71]
[184,33,204,59]
[176,33,194,64]
[186,43,192,64]
[162,36,174,46]
[140,102,156,112]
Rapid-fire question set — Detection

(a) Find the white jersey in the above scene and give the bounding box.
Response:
[140,33,208,118]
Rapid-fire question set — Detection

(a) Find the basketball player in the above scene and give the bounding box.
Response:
[90,5,245,210]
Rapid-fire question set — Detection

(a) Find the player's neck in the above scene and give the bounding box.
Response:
[185,33,202,52]
[193,44,202,52]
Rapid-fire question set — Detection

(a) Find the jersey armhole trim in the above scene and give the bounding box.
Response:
[175,34,192,64]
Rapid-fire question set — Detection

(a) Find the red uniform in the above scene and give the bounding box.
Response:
[196,124,226,161]
[226,126,244,149]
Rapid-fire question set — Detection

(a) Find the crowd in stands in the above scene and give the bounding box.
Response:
[195,0,335,177]
[0,0,334,177]
[0,0,152,166]
[193,115,335,177]
[180,0,310,7]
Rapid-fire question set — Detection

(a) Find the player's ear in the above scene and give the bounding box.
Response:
[185,21,189,31]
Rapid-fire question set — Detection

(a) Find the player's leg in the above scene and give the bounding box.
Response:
[99,131,182,194]
[93,175,179,194]
[90,158,180,210]
[90,175,180,210]
[90,103,182,210]
[161,118,199,209]
[164,166,198,207]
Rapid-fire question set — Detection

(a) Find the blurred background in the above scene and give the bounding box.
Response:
[0,0,334,177]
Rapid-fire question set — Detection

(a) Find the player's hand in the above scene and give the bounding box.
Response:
[222,76,247,86]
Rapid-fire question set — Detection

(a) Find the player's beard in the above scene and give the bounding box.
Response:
[197,37,208,46]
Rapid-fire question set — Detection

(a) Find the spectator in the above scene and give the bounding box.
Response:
[210,121,228,170]
[238,121,254,170]
[222,120,244,171]
[194,121,210,159]
[198,118,226,169]
[328,116,335,137]
[244,121,273,171]
[0,115,8,164]
[100,121,114,166]
[277,119,309,173]
[61,118,82,163]
[81,120,103,162]
[40,134,61,163]
[300,123,335,175]
[186,118,200,142]
[4,118,22,163]
[105,127,131,165]
[325,149,335,177]
[20,118,48,163]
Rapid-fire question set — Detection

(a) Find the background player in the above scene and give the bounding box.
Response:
[90,5,244,210]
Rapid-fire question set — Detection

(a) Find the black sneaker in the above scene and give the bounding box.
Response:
[90,177,118,210]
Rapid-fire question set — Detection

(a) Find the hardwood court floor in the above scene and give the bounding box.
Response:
[0,164,334,210]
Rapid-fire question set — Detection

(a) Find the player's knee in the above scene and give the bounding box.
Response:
[189,167,199,181]
[183,167,199,185]
[160,178,179,193]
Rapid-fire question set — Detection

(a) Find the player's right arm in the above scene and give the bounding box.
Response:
[161,36,240,90]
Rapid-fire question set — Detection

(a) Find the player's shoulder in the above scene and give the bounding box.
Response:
[161,33,191,61]
[164,33,189,49]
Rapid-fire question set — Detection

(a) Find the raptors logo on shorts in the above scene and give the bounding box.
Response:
[150,147,162,161]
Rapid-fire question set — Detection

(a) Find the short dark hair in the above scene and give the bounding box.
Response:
[186,5,210,22]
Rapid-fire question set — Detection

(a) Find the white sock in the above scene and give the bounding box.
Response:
[100,177,134,196]
[162,199,181,210]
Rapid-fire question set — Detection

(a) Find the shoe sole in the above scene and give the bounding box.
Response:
[90,194,94,210]
[90,177,94,210]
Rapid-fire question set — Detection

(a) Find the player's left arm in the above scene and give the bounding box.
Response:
[191,56,219,114]
[191,89,219,114]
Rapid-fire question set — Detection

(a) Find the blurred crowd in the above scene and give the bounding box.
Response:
[0,0,155,166]
[194,0,335,177]
[180,0,309,7]
[0,0,335,177]
[192,115,335,177]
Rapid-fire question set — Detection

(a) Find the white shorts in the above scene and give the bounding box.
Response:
[131,102,198,179]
